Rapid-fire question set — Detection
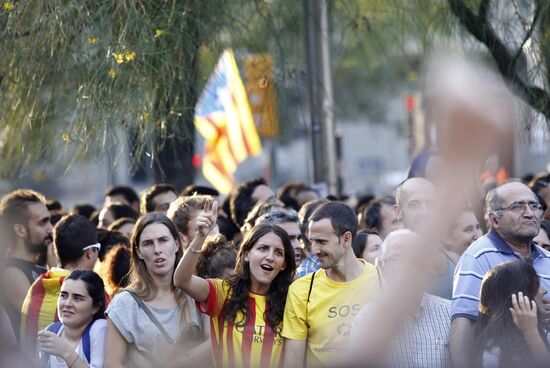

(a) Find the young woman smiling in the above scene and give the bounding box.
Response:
[38,270,107,368]
[104,213,207,368]
[174,200,296,368]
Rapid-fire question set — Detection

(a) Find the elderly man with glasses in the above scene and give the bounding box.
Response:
[450,181,550,368]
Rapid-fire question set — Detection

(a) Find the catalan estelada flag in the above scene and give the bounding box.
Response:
[20,268,69,357]
[194,49,262,193]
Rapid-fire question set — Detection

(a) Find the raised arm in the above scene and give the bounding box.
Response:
[173,200,218,303]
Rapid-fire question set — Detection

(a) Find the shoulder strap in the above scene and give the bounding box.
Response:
[306,271,316,304]
[46,321,63,334]
[125,290,175,344]
[41,322,64,367]
[81,319,96,363]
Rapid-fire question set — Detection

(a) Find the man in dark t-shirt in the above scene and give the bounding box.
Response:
[0,190,52,341]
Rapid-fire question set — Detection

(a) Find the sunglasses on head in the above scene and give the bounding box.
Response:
[82,243,101,252]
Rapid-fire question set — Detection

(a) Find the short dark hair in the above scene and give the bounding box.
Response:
[64,270,106,321]
[46,199,63,212]
[104,203,139,221]
[230,177,268,228]
[181,185,220,197]
[310,201,358,239]
[54,214,98,268]
[0,189,47,230]
[97,229,130,261]
[71,204,97,220]
[277,181,307,199]
[352,228,379,258]
[217,216,239,241]
[528,172,550,195]
[141,184,177,213]
[108,217,136,234]
[298,199,330,249]
[105,185,139,205]
[364,196,396,232]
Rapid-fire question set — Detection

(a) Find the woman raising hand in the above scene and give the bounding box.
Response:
[174,199,296,368]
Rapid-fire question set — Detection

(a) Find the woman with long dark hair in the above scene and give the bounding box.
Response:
[474,259,550,367]
[38,270,106,368]
[104,213,207,368]
[174,200,296,368]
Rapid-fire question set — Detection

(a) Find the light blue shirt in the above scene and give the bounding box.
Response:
[451,230,550,320]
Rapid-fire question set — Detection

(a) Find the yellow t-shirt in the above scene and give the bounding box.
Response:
[197,278,283,368]
[282,259,379,367]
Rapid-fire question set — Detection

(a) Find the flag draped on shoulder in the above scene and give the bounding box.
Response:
[194,49,262,193]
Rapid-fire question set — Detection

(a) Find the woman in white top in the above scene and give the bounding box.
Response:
[104,212,208,368]
[38,270,107,368]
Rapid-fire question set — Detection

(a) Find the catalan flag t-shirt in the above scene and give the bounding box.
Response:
[197,279,283,368]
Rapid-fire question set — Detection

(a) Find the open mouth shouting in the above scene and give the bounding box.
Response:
[260,264,274,273]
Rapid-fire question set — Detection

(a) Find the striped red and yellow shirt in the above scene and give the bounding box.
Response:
[197,279,283,368]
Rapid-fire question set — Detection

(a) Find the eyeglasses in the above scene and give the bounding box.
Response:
[82,243,101,252]
[495,201,544,213]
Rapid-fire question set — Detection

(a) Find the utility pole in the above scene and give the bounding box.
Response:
[304,0,338,195]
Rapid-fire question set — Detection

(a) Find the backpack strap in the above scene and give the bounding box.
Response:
[46,321,63,334]
[306,271,316,304]
[43,320,96,364]
[81,320,96,363]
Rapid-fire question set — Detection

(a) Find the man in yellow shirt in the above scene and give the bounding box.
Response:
[282,201,379,367]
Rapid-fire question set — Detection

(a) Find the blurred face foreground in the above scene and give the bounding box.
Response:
[448,211,483,254]
[244,231,286,293]
[136,223,179,278]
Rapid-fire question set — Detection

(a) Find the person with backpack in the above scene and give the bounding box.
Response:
[38,270,107,368]
[21,214,104,359]
[173,200,297,368]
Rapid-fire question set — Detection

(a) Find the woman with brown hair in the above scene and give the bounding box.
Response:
[174,200,296,368]
[474,259,550,367]
[104,213,207,368]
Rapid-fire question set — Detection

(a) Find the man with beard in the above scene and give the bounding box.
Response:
[450,182,550,367]
[282,202,379,367]
[0,189,52,341]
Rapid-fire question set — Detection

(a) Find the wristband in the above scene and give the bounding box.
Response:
[189,247,202,254]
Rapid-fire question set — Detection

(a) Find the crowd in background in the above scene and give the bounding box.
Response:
[1,154,550,367]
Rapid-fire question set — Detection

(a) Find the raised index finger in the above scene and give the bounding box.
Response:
[204,198,212,213]
[212,201,218,218]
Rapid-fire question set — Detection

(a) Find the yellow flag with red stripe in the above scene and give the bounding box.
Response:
[194,50,262,193]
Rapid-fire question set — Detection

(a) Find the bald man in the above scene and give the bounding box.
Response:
[450,181,550,367]
[394,177,436,232]
[395,177,454,300]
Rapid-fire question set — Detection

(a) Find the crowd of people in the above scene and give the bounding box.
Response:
[1,162,550,368]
